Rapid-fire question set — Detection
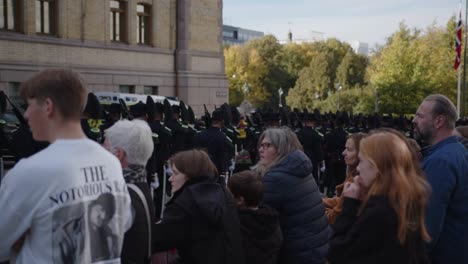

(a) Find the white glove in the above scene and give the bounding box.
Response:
[151,173,160,189]
[228,158,236,172]
[320,161,326,172]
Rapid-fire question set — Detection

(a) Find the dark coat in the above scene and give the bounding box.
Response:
[238,205,283,264]
[153,177,245,264]
[263,150,330,264]
[166,118,187,155]
[328,196,429,264]
[121,182,155,264]
[297,126,324,163]
[193,127,232,175]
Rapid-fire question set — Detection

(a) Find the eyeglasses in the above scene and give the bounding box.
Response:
[259,142,273,149]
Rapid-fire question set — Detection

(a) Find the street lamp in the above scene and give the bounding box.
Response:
[242,82,249,101]
[374,88,379,113]
[278,87,284,107]
[337,82,342,111]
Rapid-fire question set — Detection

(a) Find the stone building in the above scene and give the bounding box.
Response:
[0,0,228,115]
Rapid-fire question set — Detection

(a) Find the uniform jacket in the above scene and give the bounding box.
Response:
[297,126,324,163]
[153,176,245,264]
[263,150,330,264]
[193,127,232,175]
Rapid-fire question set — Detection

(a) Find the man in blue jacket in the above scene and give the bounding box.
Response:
[413,94,468,264]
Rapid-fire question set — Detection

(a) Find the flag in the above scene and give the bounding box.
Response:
[455,5,462,70]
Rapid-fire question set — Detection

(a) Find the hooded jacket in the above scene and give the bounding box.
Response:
[238,205,283,264]
[263,150,330,264]
[153,176,245,264]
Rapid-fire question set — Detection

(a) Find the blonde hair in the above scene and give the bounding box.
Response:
[359,133,431,245]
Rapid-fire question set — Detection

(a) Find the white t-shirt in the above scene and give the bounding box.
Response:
[0,138,132,264]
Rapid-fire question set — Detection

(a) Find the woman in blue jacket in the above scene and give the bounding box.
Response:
[253,127,330,264]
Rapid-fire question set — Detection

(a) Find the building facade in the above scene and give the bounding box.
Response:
[0,0,227,115]
[222,25,263,46]
[351,41,369,56]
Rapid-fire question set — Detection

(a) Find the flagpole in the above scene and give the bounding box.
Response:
[458,65,461,118]
[463,0,468,118]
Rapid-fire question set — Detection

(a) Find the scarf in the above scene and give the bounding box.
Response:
[122,164,147,184]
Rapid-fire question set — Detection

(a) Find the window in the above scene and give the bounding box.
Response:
[223,31,234,38]
[35,0,56,34]
[1,0,18,31]
[119,85,135,94]
[136,4,150,45]
[144,86,158,95]
[8,82,21,108]
[110,0,125,41]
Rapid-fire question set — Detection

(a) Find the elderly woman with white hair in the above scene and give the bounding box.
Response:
[253,127,330,264]
[104,119,155,264]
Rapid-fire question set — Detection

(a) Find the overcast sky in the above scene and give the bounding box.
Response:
[223,0,461,48]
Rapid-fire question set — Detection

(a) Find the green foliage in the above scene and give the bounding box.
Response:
[224,18,461,115]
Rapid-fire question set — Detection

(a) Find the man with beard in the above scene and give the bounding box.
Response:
[413,94,468,264]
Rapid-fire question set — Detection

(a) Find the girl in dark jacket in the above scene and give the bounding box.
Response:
[153,149,245,264]
[328,132,431,264]
[253,127,330,264]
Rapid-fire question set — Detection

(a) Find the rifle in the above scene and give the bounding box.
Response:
[119,98,132,120]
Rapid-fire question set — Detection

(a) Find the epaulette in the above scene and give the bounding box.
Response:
[88,119,104,129]
[315,129,324,137]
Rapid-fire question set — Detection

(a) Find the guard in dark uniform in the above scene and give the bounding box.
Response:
[166,105,187,155]
[297,112,325,186]
[324,114,348,197]
[81,93,103,142]
[150,102,173,219]
[100,103,122,134]
[193,109,233,177]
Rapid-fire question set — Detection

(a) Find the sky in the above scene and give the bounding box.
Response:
[223,0,461,48]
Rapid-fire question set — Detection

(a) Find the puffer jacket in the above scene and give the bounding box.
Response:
[263,150,330,264]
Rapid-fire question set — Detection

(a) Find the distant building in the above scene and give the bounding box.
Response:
[279,30,325,45]
[223,25,264,45]
[0,0,227,116]
[351,41,369,56]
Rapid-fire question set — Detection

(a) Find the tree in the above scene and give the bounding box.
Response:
[336,51,368,89]
[225,45,249,106]
[368,23,428,114]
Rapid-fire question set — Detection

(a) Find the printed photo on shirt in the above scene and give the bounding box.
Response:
[87,192,120,263]
[52,202,86,264]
